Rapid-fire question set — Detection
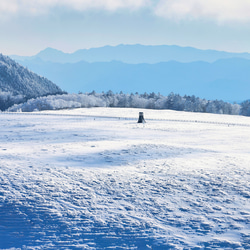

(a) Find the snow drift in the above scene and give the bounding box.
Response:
[0,108,249,249]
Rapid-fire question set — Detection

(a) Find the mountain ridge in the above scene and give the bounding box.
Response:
[15,57,250,102]
[10,44,250,64]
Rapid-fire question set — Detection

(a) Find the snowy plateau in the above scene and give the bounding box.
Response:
[0,107,250,249]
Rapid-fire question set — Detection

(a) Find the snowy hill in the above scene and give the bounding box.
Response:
[0,54,64,110]
[0,108,249,249]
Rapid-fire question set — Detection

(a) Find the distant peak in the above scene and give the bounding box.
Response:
[37,47,64,56]
[41,47,61,52]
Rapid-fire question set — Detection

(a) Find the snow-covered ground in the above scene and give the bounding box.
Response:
[0,108,250,249]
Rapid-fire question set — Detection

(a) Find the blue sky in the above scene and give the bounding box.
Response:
[1,0,250,56]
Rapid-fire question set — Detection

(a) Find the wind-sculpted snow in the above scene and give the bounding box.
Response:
[0,108,249,249]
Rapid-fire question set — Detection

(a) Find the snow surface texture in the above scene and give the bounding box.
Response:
[0,108,250,249]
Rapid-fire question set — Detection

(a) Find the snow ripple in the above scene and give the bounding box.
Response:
[0,108,250,249]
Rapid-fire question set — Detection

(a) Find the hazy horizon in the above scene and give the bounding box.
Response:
[9,43,250,57]
[1,0,250,56]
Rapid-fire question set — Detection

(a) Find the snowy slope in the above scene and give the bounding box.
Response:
[0,54,64,111]
[0,108,250,249]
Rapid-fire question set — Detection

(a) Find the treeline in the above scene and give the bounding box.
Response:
[6,90,249,116]
[0,91,65,111]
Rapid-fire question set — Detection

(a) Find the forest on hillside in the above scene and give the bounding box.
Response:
[0,53,64,110]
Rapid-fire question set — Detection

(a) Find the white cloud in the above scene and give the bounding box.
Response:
[64,0,150,11]
[0,1,18,13]
[0,0,150,16]
[2,0,250,23]
[154,0,250,23]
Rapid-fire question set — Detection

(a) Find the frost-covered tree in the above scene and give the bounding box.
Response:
[240,100,250,116]
[7,91,242,117]
[0,91,24,111]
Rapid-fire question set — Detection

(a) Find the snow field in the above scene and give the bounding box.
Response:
[0,108,250,249]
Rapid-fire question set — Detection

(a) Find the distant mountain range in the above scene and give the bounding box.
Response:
[11,44,250,64]
[0,54,64,110]
[10,44,250,102]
